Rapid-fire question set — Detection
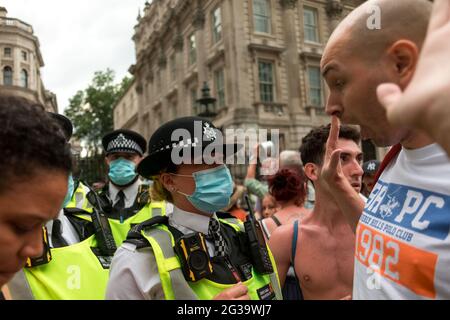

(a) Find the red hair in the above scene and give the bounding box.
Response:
[268,168,306,204]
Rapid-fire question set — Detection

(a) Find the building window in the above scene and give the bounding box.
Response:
[304,7,319,43]
[212,7,222,44]
[191,88,198,113]
[258,61,275,103]
[253,0,271,33]
[188,33,196,66]
[307,66,323,106]
[3,66,13,85]
[170,54,176,82]
[4,47,11,57]
[20,69,28,88]
[21,50,27,61]
[214,69,225,107]
[253,0,271,34]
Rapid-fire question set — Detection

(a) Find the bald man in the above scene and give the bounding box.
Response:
[320,0,450,300]
[378,0,450,157]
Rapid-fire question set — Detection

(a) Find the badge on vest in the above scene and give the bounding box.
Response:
[257,283,276,300]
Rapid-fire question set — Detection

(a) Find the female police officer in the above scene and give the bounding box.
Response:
[106,117,282,300]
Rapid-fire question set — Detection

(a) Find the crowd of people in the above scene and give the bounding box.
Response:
[1,0,450,300]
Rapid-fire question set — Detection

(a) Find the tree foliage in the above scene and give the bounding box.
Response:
[65,69,133,155]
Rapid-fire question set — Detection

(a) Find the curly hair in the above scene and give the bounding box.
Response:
[0,96,72,193]
[299,124,361,166]
[268,168,307,204]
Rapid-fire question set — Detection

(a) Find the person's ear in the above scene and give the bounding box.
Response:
[304,163,319,182]
[386,40,419,89]
[160,173,177,192]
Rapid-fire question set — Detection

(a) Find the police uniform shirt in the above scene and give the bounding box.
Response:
[106,204,220,300]
[46,209,81,248]
[108,179,141,209]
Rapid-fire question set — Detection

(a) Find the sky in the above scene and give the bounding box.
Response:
[2,0,146,112]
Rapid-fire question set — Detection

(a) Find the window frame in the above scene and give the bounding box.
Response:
[21,50,28,61]
[211,6,223,44]
[214,68,226,108]
[258,60,275,103]
[188,33,197,66]
[3,66,13,86]
[20,69,28,88]
[303,6,320,44]
[4,47,12,57]
[307,65,324,107]
[253,0,272,34]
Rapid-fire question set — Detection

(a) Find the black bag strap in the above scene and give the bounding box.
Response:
[271,215,282,227]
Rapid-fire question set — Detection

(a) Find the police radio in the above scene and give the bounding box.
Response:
[87,191,117,257]
[25,226,52,268]
[244,195,274,274]
[175,233,213,282]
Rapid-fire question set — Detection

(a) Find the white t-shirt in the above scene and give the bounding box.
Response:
[353,143,450,299]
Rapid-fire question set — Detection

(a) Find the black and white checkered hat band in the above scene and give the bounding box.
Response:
[107,134,143,155]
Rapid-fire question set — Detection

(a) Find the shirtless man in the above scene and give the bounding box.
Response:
[269,124,363,300]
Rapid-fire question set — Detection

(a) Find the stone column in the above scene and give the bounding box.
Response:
[173,19,186,116]
[135,79,145,136]
[192,0,206,84]
[280,0,302,116]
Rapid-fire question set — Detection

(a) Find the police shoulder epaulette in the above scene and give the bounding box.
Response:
[126,215,169,239]
[216,211,236,220]
[125,215,169,249]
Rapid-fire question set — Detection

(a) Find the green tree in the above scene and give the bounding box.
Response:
[65,69,133,155]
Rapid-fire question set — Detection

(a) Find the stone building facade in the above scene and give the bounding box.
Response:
[114,0,384,164]
[0,7,57,112]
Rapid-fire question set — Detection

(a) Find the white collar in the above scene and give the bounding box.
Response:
[109,179,140,202]
[170,205,217,235]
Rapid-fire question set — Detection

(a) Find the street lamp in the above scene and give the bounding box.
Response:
[196,81,217,119]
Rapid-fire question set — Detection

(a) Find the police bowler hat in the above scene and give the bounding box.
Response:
[137,116,242,178]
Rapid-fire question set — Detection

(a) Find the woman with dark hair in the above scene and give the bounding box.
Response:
[260,168,310,239]
[0,96,72,294]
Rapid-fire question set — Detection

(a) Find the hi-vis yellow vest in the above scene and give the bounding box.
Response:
[139,219,282,300]
[6,202,167,300]
[66,181,93,213]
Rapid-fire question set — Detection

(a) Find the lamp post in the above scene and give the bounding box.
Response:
[196,81,217,119]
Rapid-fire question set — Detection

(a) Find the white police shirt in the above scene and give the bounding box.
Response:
[108,179,141,208]
[106,204,220,300]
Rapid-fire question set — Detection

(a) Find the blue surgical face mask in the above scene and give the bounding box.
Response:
[62,174,74,208]
[174,165,233,214]
[108,158,137,186]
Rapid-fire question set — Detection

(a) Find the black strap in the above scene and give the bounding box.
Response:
[271,215,282,227]
[51,219,69,248]
[126,215,169,240]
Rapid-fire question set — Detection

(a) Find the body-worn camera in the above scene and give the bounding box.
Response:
[175,233,213,282]
[244,195,274,274]
[26,226,52,268]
